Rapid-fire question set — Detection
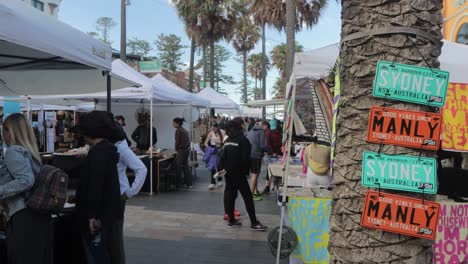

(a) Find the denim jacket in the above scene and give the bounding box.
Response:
[0,145,40,218]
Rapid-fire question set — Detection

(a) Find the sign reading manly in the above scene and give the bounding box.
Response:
[361,191,440,240]
[367,106,442,150]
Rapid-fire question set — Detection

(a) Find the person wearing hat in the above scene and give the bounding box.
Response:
[115,115,131,147]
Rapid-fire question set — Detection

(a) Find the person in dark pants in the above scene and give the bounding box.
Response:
[75,111,123,264]
[220,117,267,231]
[173,117,192,188]
[0,113,52,264]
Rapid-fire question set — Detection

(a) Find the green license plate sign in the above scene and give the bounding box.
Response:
[362,151,437,194]
[373,61,449,107]
[138,61,162,73]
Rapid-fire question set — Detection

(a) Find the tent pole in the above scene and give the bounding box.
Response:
[149,96,154,195]
[106,72,111,113]
[26,97,31,122]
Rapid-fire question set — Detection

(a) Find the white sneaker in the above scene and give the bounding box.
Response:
[208,184,216,190]
[217,181,223,187]
[213,170,226,179]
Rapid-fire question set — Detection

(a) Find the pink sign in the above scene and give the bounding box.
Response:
[433,202,468,264]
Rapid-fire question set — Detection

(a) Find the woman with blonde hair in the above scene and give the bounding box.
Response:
[0,113,52,263]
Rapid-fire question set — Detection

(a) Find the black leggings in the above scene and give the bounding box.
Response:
[223,173,258,225]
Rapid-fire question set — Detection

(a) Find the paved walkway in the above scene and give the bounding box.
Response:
[124,168,286,264]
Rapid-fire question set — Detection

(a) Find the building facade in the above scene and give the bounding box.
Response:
[16,0,63,18]
[443,0,468,44]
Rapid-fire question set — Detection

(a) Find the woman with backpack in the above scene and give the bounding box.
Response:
[0,113,52,264]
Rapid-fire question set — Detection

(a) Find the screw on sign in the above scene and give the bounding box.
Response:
[360,191,440,240]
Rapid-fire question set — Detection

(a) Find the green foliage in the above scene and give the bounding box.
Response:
[272,76,288,99]
[95,17,117,45]
[271,42,303,78]
[154,34,185,73]
[247,53,270,81]
[196,45,235,93]
[127,38,152,59]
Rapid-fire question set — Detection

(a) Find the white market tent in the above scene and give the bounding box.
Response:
[196,87,240,111]
[151,74,210,108]
[293,40,468,83]
[0,0,137,98]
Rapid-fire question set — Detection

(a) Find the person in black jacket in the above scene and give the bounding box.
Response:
[131,114,157,154]
[220,117,267,231]
[75,111,123,264]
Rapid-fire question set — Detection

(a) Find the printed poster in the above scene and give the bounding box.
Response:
[442,83,468,152]
[288,197,331,264]
[433,202,468,264]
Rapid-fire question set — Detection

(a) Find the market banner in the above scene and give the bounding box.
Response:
[433,202,468,264]
[367,106,442,151]
[441,83,468,152]
[288,197,331,264]
[372,61,449,107]
[361,152,437,194]
[360,191,440,240]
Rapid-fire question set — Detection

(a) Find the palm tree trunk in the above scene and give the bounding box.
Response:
[203,45,207,88]
[120,0,127,62]
[243,51,248,104]
[261,22,267,118]
[188,37,196,93]
[330,1,443,263]
[285,0,295,82]
[210,41,215,89]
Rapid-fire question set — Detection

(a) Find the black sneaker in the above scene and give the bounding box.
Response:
[261,186,270,195]
[250,222,267,231]
[227,221,242,229]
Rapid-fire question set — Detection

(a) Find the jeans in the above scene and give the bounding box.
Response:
[224,172,258,225]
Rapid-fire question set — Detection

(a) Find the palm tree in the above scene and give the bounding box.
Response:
[252,0,327,94]
[248,53,270,101]
[232,16,260,103]
[271,42,303,78]
[330,1,444,263]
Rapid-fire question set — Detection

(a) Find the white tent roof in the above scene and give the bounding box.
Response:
[293,40,468,84]
[151,74,210,107]
[196,87,239,110]
[0,0,137,96]
[244,99,287,107]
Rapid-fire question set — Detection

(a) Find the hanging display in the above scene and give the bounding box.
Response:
[441,83,468,152]
[367,106,442,150]
[372,61,449,107]
[361,152,437,194]
[360,191,440,240]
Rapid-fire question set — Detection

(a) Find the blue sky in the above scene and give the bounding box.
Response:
[59,0,341,103]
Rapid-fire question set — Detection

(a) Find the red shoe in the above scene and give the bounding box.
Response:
[224,214,240,221]
[234,209,241,217]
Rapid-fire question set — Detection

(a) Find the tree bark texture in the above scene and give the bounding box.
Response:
[285,0,296,83]
[188,37,196,93]
[210,41,215,89]
[120,0,127,62]
[330,1,443,263]
[262,22,267,118]
[243,51,248,104]
[203,45,207,88]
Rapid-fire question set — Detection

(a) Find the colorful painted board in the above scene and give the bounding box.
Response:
[441,83,468,152]
[433,202,468,264]
[373,61,449,107]
[362,152,437,194]
[361,191,440,240]
[367,106,442,150]
[288,197,331,264]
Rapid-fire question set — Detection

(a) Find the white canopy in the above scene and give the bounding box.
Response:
[293,40,468,84]
[0,0,137,96]
[20,103,95,112]
[151,74,210,107]
[196,87,239,110]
